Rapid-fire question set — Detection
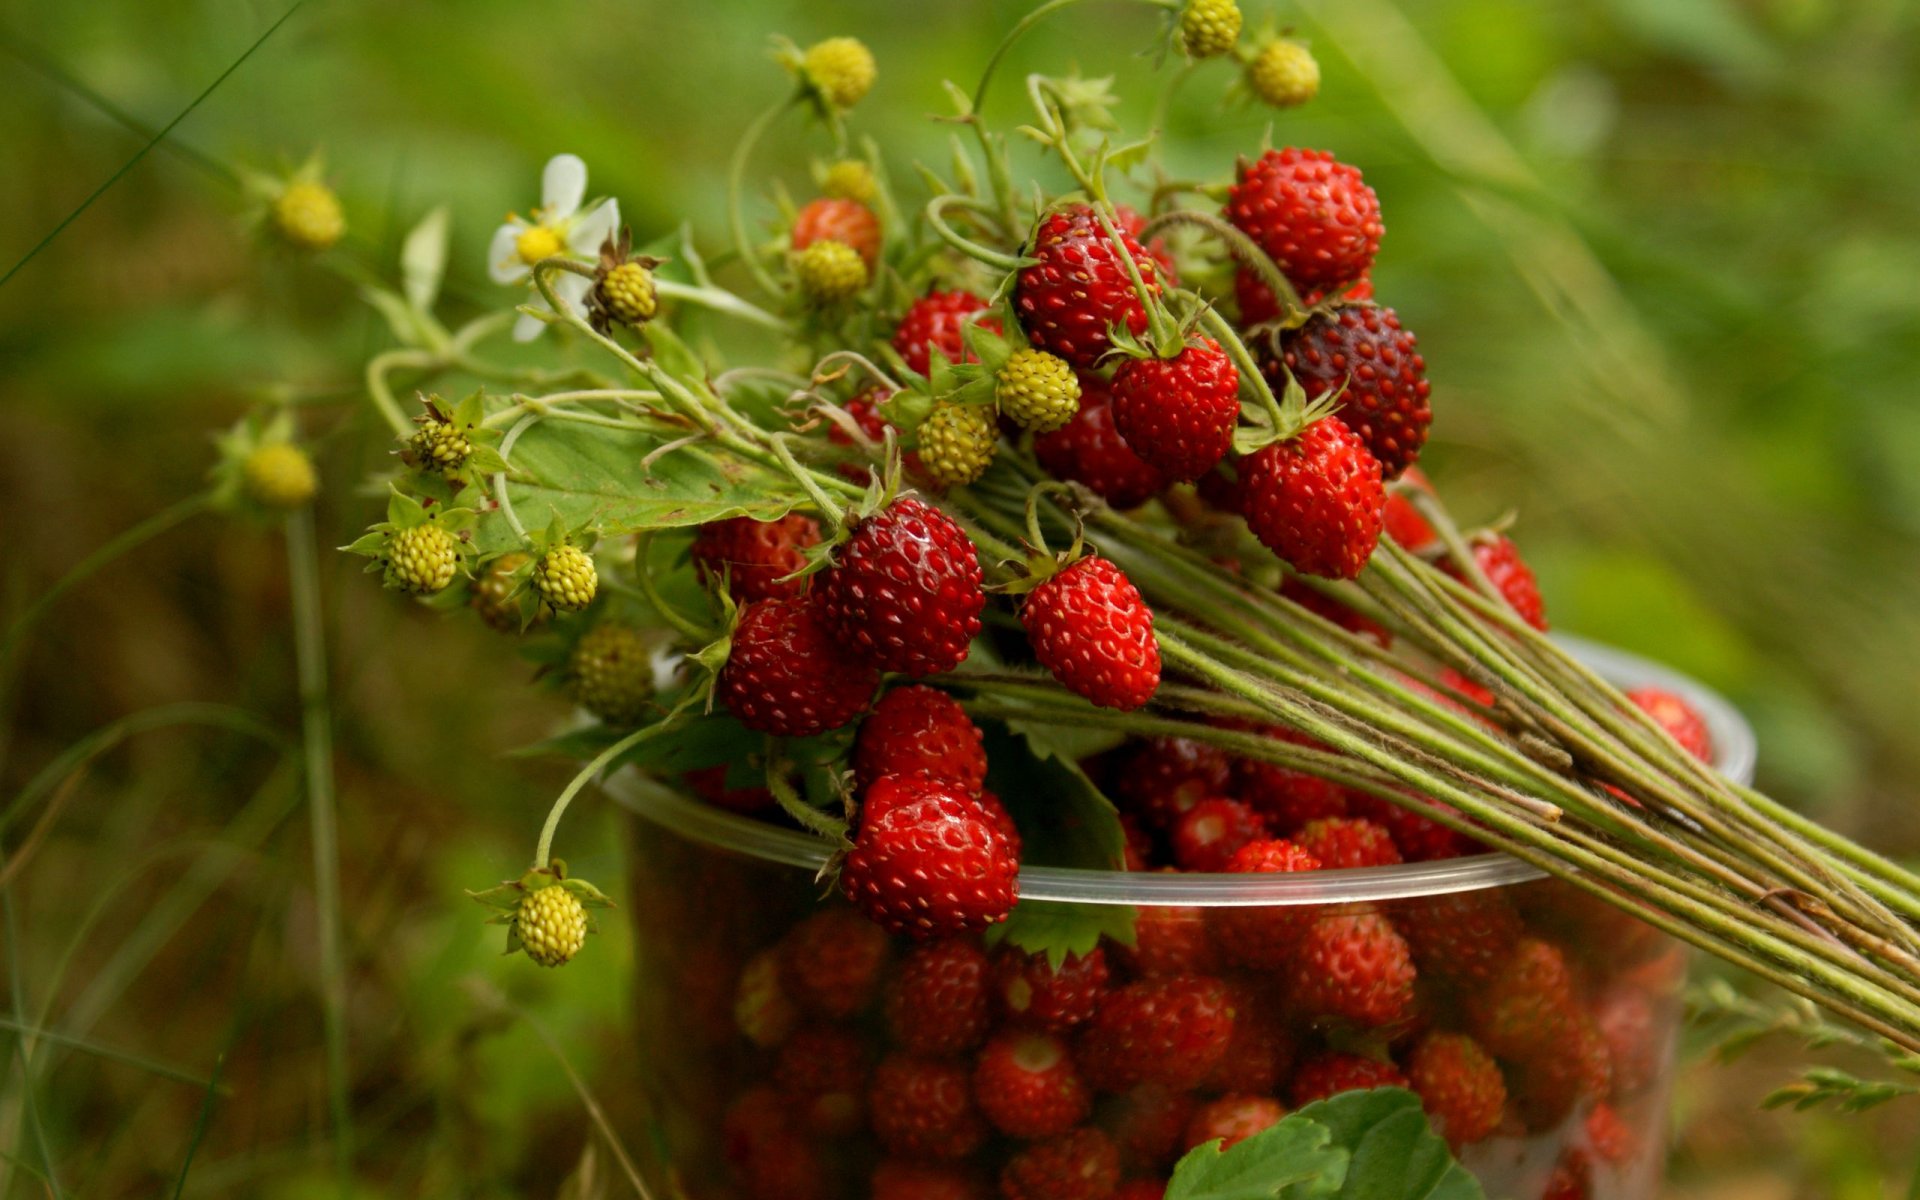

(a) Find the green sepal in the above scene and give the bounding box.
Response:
[984,900,1137,972]
[558,877,617,910]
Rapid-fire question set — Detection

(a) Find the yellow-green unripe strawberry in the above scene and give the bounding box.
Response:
[472,552,535,633]
[241,442,317,510]
[802,37,877,110]
[1248,38,1320,108]
[996,349,1082,433]
[918,402,998,488]
[567,622,653,725]
[1180,0,1243,58]
[384,523,459,595]
[409,416,471,478]
[597,260,658,327]
[534,544,598,612]
[820,159,877,204]
[272,181,345,251]
[517,885,588,967]
[792,240,868,306]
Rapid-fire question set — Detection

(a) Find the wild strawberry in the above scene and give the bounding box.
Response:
[1272,306,1430,479]
[821,497,985,677]
[1114,1183,1167,1200]
[792,196,880,269]
[1406,1032,1505,1148]
[1445,534,1547,630]
[1229,730,1349,833]
[516,884,587,967]
[1111,339,1240,482]
[1204,982,1296,1095]
[684,763,775,814]
[830,385,924,481]
[734,1122,829,1200]
[734,948,799,1048]
[1393,887,1523,990]
[999,348,1084,433]
[1510,1013,1612,1128]
[799,36,877,110]
[1288,1051,1408,1106]
[1225,148,1381,295]
[1033,377,1168,509]
[1112,738,1233,832]
[870,1053,990,1161]
[991,946,1110,1031]
[856,685,988,794]
[1021,558,1161,711]
[383,523,460,595]
[1077,976,1236,1092]
[872,1160,991,1200]
[1179,0,1242,58]
[592,256,658,330]
[1628,687,1714,763]
[978,788,1025,858]
[243,442,318,509]
[1000,1128,1121,1200]
[1239,416,1385,580]
[775,1024,872,1137]
[565,622,653,725]
[1245,38,1320,108]
[719,597,877,736]
[1518,882,1667,970]
[272,179,346,250]
[1111,204,1179,285]
[1234,269,1372,325]
[893,289,1000,375]
[1184,1095,1285,1151]
[842,776,1019,939]
[1017,203,1163,368]
[533,543,598,612]
[782,908,891,1018]
[1295,816,1403,870]
[1541,1152,1593,1200]
[975,1030,1093,1139]
[1209,839,1323,969]
[919,401,999,488]
[1348,793,1475,862]
[1586,1102,1636,1163]
[885,938,993,1056]
[821,159,877,204]
[1170,797,1270,872]
[1465,936,1580,1059]
[691,513,821,603]
[1102,1084,1195,1174]
[1383,493,1438,551]
[1290,908,1417,1027]
[1594,984,1660,1098]
[793,239,869,305]
[471,552,536,633]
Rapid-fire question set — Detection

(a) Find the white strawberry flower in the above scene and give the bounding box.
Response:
[487,153,621,341]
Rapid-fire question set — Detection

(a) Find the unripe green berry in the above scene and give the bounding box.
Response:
[472,552,536,633]
[567,622,653,725]
[792,240,868,306]
[1248,38,1320,108]
[272,181,345,251]
[384,523,459,595]
[597,260,658,327]
[517,885,587,967]
[995,349,1082,433]
[802,37,877,110]
[409,416,471,477]
[242,442,317,510]
[534,544,598,613]
[820,159,877,204]
[1180,0,1243,58]
[918,402,998,488]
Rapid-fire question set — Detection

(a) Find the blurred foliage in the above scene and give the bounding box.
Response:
[3,0,1920,1195]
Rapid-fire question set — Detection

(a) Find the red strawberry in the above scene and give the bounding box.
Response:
[1203,982,1296,1095]
[870,1053,991,1160]
[884,938,993,1056]
[1183,1095,1286,1151]
[856,685,989,794]
[1239,416,1385,580]
[781,908,891,1018]
[1405,1031,1505,1148]
[1170,797,1270,873]
[1110,339,1240,482]
[893,289,1001,376]
[719,597,878,736]
[1288,1051,1408,1106]
[1017,203,1163,368]
[1120,903,1220,978]
[1586,1102,1636,1163]
[774,1024,872,1137]
[974,1029,1093,1138]
[1229,729,1349,833]
[991,946,1111,1031]
[683,763,775,815]
[1021,558,1161,711]
[978,787,1025,858]
[1112,204,1178,285]
[1235,267,1372,324]
[726,1099,829,1200]
[1113,1183,1167,1200]
[1593,984,1661,1098]
[1224,148,1382,294]
[1511,1013,1612,1128]
[1290,908,1418,1027]
[793,196,881,268]
[830,386,924,480]
[1209,838,1323,969]
[1347,792,1477,863]
[843,775,1020,939]
[1392,887,1523,990]
[1464,936,1581,1059]
[1101,1084,1195,1174]
[1383,467,1439,550]
[1445,534,1547,631]
[1541,1152,1593,1200]
[1000,1128,1122,1200]
[1113,737,1234,833]
[873,1160,992,1200]
[1295,816,1403,870]
[1628,687,1714,763]
[1077,976,1237,1092]
[692,513,822,603]
[1033,375,1168,509]
[821,497,986,676]
[1270,306,1430,479]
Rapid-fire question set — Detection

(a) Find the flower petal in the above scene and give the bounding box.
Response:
[569,198,621,258]
[488,222,530,284]
[513,310,549,342]
[541,154,588,220]
[553,271,593,314]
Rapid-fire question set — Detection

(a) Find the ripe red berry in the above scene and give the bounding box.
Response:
[1289,908,1417,1027]
[1110,339,1240,482]
[843,776,1020,939]
[1288,1051,1408,1106]
[1347,792,1476,862]
[719,597,878,736]
[1034,375,1169,509]
[1112,203,1178,285]
[884,938,993,1056]
[1112,737,1233,833]
[1234,267,1373,324]
[872,1160,992,1200]
[1510,1013,1612,1128]
[1239,416,1385,580]
[1203,981,1296,1095]
[1000,1127,1122,1200]
[1444,533,1546,630]
[1271,306,1430,479]
[974,1029,1093,1139]
[1627,687,1714,763]
[1017,203,1164,368]
[1405,1031,1506,1148]
[1295,816,1403,869]
[1586,1102,1636,1163]
[781,908,891,1018]
[893,289,1001,375]
[1113,1182,1168,1200]
[1393,887,1524,990]
[724,1089,829,1200]
[856,685,989,794]
[1021,557,1161,711]
[691,513,822,603]
[683,763,775,815]
[870,1053,991,1160]
[1229,728,1349,833]
[793,196,881,268]
[1593,983,1661,1098]
[1120,903,1220,978]
[1224,148,1382,294]
[1183,1095,1286,1151]
[977,787,1024,859]
[821,497,986,677]
[1465,936,1582,1059]
[1103,1083,1195,1175]
[774,1023,872,1137]
[1209,839,1323,969]
[1170,797,1270,873]
[1077,976,1237,1092]
[1383,493,1438,551]
[991,945,1111,1031]
[1541,1152,1593,1200]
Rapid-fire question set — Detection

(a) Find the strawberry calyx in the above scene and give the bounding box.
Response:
[1231,360,1345,457]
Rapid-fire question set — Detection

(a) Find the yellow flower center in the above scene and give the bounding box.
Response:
[516,224,566,265]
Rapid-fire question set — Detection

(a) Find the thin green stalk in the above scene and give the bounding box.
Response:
[4,888,63,1200]
[653,278,789,332]
[533,711,691,869]
[365,348,434,437]
[726,97,798,298]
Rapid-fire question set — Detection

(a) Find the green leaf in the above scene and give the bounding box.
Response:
[980,720,1127,871]
[1166,1112,1346,1200]
[401,205,451,312]
[362,285,428,349]
[1298,1089,1484,1200]
[985,900,1136,972]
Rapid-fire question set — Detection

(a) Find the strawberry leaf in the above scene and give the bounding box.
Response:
[984,899,1136,972]
[979,720,1127,870]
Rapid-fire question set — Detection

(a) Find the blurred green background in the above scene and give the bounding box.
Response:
[3,0,1920,1195]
